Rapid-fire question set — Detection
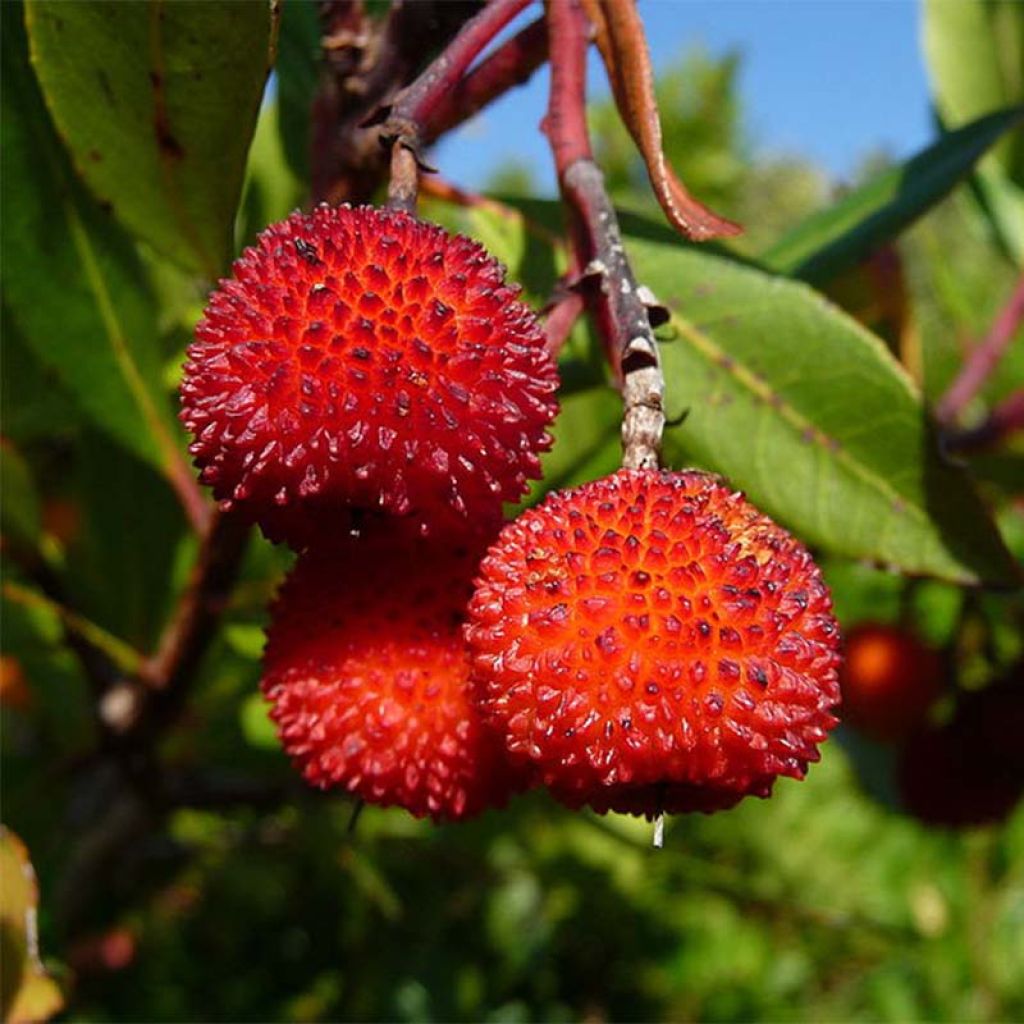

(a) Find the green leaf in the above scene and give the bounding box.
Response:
[276,0,319,183]
[761,108,1024,283]
[622,228,1019,585]
[923,0,1024,263]
[24,0,278,278]
[2,5,186,479]
[524,387,622,507]
[923,0,1024,185]
[0,828,63,1024]
[240,691,279,750]
[238,101,305,252]
[0,442,41,552]
[64,431,188,649]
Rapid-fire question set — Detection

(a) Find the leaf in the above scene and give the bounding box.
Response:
[0,310,79,443]
[762,108,1024,284]
[622,226,1019,585]
[0,442,41,553]
[64,430,189,650]
[24,0,278,278]
[524,387,622,507]
[923,0,1024,264]
[2,5,199,506]
[276,0,320,183]
[0,828,64,1024]
[582,0,741,241]
[923,0,1024,185]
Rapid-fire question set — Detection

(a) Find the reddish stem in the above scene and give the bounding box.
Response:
[384,0,534,151]
[168,454,212,536]
[380,0,536,212]
[422,14,548,145]
[945,389,1024,453]
[937,273,1024,423]
[544,0,664,469]
[545,285,587,356]
[140,508,250,700]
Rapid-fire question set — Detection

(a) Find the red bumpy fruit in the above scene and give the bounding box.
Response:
[181,205,558,547]
[839,622,944,741]
[261,534,525,822]
[466,468,842,817]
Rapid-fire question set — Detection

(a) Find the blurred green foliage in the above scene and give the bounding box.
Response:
[2,1,1023,1021]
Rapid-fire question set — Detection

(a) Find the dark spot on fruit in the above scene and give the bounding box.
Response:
[294,238,323,265]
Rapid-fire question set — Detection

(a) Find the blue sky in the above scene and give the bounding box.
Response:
[433,0,935,194]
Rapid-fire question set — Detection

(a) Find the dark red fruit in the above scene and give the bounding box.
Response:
[182,205,558,548]
[261,534,525,822]
[466,468,842,817]
[839,622,944,741]
[898,680,1024,829]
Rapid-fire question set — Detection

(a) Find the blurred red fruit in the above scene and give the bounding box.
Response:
[839,622,944,741]
[898,678,1024,828]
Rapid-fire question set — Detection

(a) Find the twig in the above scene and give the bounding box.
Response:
[380,0,534,210]
[168,456,212,537]
[937,273,1024,423]
[140,507,250,703]
[386,142,420,213]
[543,0,664,469]
[311,2,480,205]
[945,389,1024,453]
[544,282,587,356]
[421,14,548,145]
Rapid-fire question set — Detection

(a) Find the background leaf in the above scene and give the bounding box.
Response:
[762,109,1023,284]
[621,225,1018,585]
[276,0,320,184]
[2,5,184,480]
[0,442,42,554]
[24,0,278,278]
[0,829,63,1024]
[923,0,1024,264]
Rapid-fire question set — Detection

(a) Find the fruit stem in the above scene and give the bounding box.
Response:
[381,0,534,212]
[544,0,665,470]
[652,811,665,849]
[937,271,1024,424]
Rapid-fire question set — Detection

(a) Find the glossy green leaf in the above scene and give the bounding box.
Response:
[623,228,1018,585]
[762,108,1024,283]
[25,0,278,278]
[0,828,63,1024]
[2,6,185,479]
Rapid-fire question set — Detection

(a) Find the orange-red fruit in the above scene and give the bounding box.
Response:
[839,623,944,741]
[261,535,524,822]
[466,468,842,817]
[181,205,558,547]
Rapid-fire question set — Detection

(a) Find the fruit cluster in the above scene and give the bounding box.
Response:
[182,205,842,824]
